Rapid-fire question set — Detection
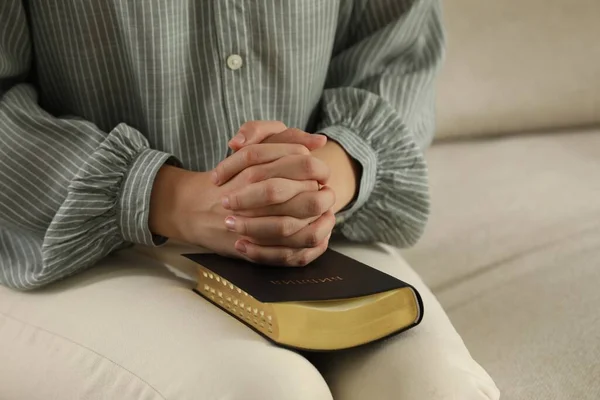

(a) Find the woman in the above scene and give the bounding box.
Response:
[0,0,498,398]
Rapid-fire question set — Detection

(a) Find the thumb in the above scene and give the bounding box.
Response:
[262,129,327,151]
[228,120,287,152]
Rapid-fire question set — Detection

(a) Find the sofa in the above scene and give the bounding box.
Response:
[401,0,600,398]
[1,1,598,399]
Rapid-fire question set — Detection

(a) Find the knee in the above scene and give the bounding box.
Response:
[191,345,333,400]
[314,336,500,400]
[422,364,501,400]
[325,360,499,400]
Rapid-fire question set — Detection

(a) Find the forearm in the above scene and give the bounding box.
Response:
[0,85,173,289]
[311,139,361,214]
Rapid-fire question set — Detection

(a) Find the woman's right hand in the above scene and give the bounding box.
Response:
[148,144,335,266]
[149,165,239,257]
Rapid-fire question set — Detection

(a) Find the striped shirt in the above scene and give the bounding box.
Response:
[0,0,444,290]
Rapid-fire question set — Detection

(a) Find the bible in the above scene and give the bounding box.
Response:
[184,249,424,351]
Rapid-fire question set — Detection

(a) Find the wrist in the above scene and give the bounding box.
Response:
[312,139,361,213]
[149,165,211,239]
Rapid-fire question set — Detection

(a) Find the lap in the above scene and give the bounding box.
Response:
[309,241,500,400]
[0,249,330,400]
[0,241,498,400]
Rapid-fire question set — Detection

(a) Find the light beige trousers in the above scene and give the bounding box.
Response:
[0,241,499,400]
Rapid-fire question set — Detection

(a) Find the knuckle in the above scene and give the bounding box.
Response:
[279,217,297,237]
[244,166,264,183]
[264,182,279,202]
[282,249,296,265]
[240,168,254,183]
[239,121,260,136]
[306,197,320,216]
[306,195,327,216]
[243,146,261,164]
[302,156,316,176]
[296,252,310,267]
[228,194,239,209]
[305,230,320,248]
[238,218,249,235]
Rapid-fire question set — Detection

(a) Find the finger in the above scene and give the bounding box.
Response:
[234,236,330,267]
[224,214,320,238]
[229,120,287,151]
[240,210,335,248]
[223,178,319,210]
[235,186,336,219]
[261,128,327,151]
[238,155,330,186]
[212,143,310,185]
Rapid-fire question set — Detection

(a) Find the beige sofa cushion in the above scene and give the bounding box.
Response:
[435,0,600,139]
[403,129,600,399]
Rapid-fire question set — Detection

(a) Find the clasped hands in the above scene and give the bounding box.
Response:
[209,120,336,265]
[150,121,352,267]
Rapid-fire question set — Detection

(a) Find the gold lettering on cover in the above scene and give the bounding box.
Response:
[269,276,344,285]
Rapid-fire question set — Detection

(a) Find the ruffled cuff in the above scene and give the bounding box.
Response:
[118,147,179,246]
[317,87,430,247]
[44,124,178,270]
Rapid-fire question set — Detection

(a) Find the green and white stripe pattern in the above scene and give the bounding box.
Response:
[0,0,444,289]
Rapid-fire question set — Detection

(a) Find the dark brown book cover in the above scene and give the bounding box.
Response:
[184,249,423,308]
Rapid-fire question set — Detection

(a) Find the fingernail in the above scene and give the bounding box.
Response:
[224,216,236,231]
[313,134,327,143]
[221,196,231,209]
[210,170,219,185]
[235,240,247,254]
[230,132,246,145]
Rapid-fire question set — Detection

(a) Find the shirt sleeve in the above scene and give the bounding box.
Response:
[317,0,444,247]
[0,1,178,290]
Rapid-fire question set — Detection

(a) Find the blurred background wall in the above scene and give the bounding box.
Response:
[435,0,600,140]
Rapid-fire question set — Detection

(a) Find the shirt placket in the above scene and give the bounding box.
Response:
[213,0,252,153]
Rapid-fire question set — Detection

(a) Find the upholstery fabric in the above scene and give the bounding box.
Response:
[435,0,600,139]
[403,129,600,399]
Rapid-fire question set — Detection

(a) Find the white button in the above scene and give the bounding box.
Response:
[227,54,243,70]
